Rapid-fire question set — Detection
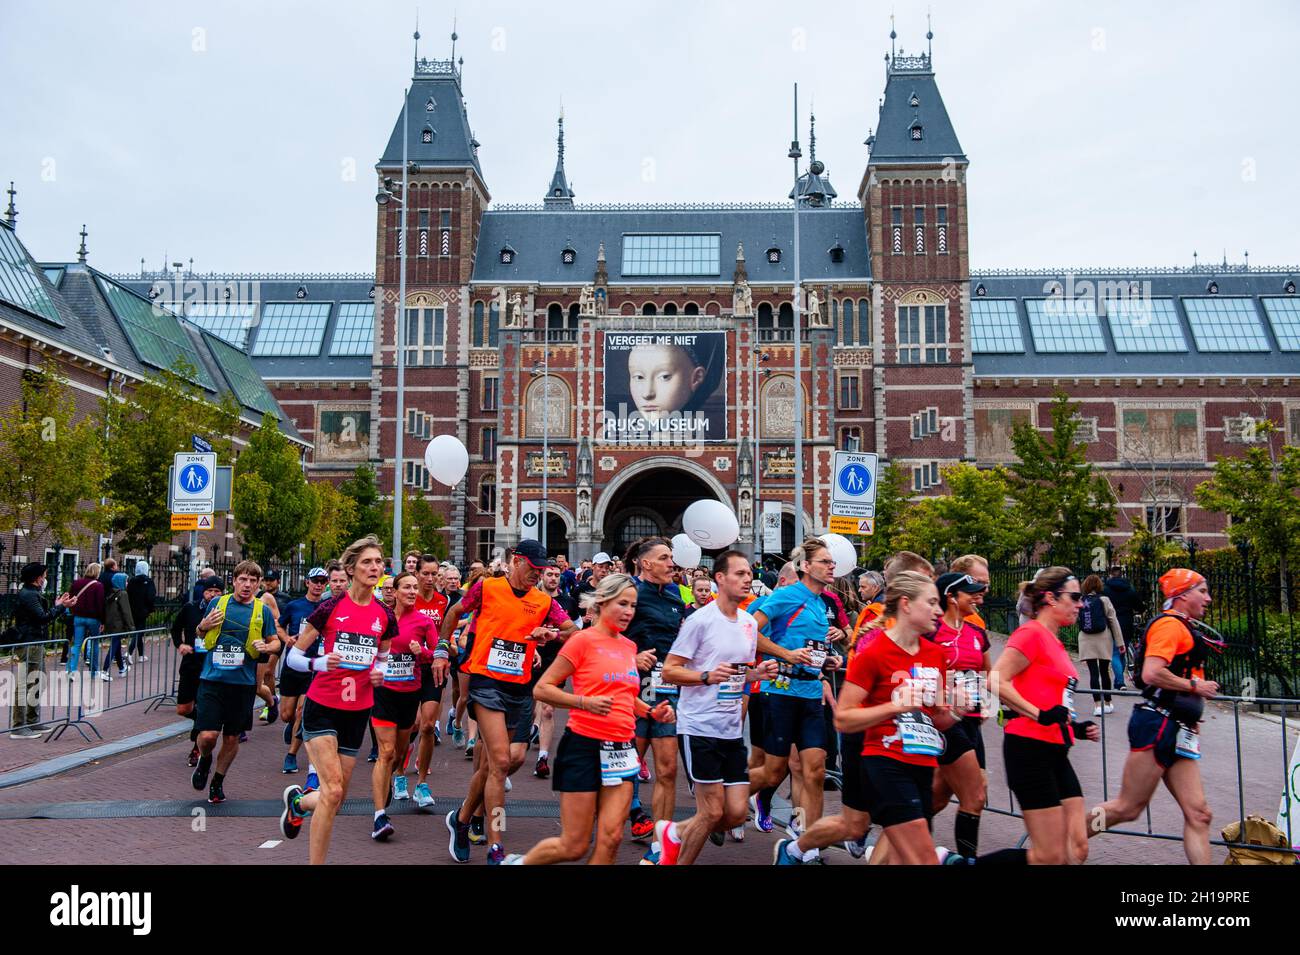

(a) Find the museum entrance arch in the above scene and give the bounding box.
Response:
[593,457,732,560]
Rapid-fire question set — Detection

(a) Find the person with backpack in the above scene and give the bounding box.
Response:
[100,572,136,681]
[1104,564,1144,688]
[1088,569,1221,865]
[1076,575,1125,714]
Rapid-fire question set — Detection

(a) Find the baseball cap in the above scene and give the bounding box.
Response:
[513,539,556,569]
[307,566,328,580]
[936,572,987,608]
[262,568,279,580]
[591,551,613,565]
[197,576,223,593]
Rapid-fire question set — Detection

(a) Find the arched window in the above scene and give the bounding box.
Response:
[642,302,657,316]
[684,302,699,316]
[663,303,678,316]
[525,375,572,438]
[778,302,794,337]
[841,298,854,344]
[757,302,775,339]
[472,300,485,347]
[487,299,500,347]
[479,476,497,514]
[859,298,871,344]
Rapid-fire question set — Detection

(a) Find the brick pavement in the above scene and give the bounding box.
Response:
[0,633,1293,865]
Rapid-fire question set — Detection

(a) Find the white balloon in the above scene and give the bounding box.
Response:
[681,499,740,549]
[671,533,701,569]
[424,434,469,486]
[820,533,858,578]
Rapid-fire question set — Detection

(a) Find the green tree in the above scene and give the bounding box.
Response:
[896,463,1032,563]
[338,464,384,542]
[1195,422,1300,609]
[304,479,358,563]
[232,415,318,562]
[383,488,449,559]
[0,362,105,547]
[100,360,239,552]
[861,462,910,566]
[1007,391,1116,562]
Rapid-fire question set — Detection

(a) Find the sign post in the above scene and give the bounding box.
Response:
[830,451,878,536]
[172,451,216,593]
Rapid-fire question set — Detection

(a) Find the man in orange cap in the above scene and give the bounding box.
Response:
[1088,568,1220,863]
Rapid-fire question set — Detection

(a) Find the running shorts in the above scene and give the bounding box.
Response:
[194,680,256,736]
[762,694,828,754]
[372,685,420,729]
[680,735,748,786]
[860,755,934,829]
[301,697,371,757]
[1003,733,1082,811]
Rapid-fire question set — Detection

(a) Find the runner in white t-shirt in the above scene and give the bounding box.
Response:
[654,550,778,865]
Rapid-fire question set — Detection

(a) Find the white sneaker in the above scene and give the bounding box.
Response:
[504,777,513,792]
[1103,703,1115,715]
[728,825,745,843]
[98,671,111,682]
[1093,704,1103,716]
[139,654,148,662]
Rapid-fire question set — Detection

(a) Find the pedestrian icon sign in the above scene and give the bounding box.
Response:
[172,452,217,514]
[831,451,878,519]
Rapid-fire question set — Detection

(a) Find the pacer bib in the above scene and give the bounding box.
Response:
[486,638,528,677]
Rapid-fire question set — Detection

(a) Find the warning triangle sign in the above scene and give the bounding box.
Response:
[196,515,213,530]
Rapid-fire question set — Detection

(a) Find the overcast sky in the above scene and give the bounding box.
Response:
[4,0,1297,275]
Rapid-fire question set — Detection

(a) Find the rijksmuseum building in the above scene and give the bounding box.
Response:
[5,38,1299,570]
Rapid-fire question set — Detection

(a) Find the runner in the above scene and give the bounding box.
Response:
[502,573,674,864]
[746,539,843,858]
[412,554,450,808]
[369,570,439,840]
[742,559,798,835]
[1089,569,1220,864]
[302,561,348,790]
[276,567,329,775]
[277,536,397,865]
[189,561,280,804]
[986,566,1099,865]
[656,551,777,865]
[624,537,688,859]
[928,571,992,859]
[530,564,576,779]
[792,570,959,865]
[171,575,223,767]
[404,551,421,575]
[255,569,283,725]
[948,555,991,629]
[436,539,577,864]
[573,551,613,606]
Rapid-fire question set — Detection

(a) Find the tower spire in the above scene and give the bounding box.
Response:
[450,15,457,62]
[927,9,933,61]
[413,10,420,70]
[3,181,15,227]
[809,102,817,163]
[543,109,575,208]
[77,224,88,263]
[890,13,897,60]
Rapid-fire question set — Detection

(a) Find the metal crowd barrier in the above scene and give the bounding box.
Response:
[2,627,179,742]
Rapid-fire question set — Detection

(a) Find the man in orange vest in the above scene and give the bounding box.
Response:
[435,539,577,864]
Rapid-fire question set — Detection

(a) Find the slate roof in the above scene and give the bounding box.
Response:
[969,269,1300,377]
[867,57,967,166]
[470,205,871,286]
[378,60,483,180]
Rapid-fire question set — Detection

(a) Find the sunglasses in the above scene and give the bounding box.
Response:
[1053,590,1084,603]
[943,573,984,596]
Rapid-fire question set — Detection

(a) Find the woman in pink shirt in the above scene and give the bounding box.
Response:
[988,566,1099,865]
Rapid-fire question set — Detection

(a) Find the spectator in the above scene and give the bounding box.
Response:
[126,561,157,663]
[66,562,106,676]
[1103,564,1144,689]
[1077,574,1125,714]
[99,557,119,594]
[100,571,136,680]
[9,562,74,737]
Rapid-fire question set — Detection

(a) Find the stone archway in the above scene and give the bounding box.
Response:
[592,456,732,557]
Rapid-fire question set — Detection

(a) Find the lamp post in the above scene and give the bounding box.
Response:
[531,342,550,553]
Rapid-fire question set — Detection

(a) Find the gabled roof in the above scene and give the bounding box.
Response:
[867,55,966,166]
[378,59,483,181]
[471,205,870,286]
[969,268,1300,377]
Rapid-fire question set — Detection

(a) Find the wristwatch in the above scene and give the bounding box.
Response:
[699,670,711,686]
[1189,677,1199,691]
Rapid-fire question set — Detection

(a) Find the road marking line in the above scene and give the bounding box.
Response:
[259,840,281,849]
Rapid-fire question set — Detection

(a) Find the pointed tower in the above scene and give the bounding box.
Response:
[860,25,974,481]
[543,113,576,209]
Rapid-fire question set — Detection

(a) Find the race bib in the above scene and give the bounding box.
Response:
[959,670,984,713]
[486,638,528,677]
[805,640,828,671]
[1175,725,1201,760]
[897,711,945,757]
[717,664,748,702]
[599,741,639,785]
[911,665,941,707]
[649,662,678,697]
[212,646,244,670]
[334,630,379,670]
[387,654,416,682]
[1062,677,1077,720]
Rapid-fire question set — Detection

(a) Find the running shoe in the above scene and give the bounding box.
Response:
[207,779,226,804]
[433,722,442,746]
[729,825,746,843]
[629,808,655,842]
[367,744,378,763]
[282,720,293,746]
[772,839,801,866]
[187,745,199,768]
[282,753,298,774]
[639,845,661,865]
[637,757,651,782]
[655,821,681,865]
[191,753,212,791]
[372,813,395,841]
[1103,703,1115,715]
[533,755,550,778]
[393,775,410,800]
[138,654,148,662]
[279,784,305,839]
[469,815,487,846]
[750,792,774,833]
[259,705,270,723]
[486,843,506,865]
[528,723,540,747]
[413,783,435,809]
[446,806,471,863]
[803,853,826,865]
[501,854,525,865]
[305,767,319,791]
[238,731,249,743]
[844,835,869,859]
[445,711,456,736]
[785,816,803,841]
[464,739,476,760]
[709,829,726,847]
[505,777,512,793]
[943,852,970,866]
[452,723,465,748]
[1093,704,1103,717]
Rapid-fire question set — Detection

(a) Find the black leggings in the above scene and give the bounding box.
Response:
[1084,659,1112,704]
